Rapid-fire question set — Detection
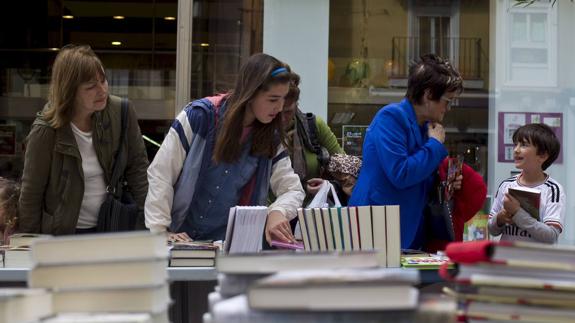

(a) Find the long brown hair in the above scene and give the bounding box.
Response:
[0,177,20,236]
[213,53,298,163]
[45,44,106,128]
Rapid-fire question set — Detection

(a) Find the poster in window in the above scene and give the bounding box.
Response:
[498,112,563,163]
[342,125,368,157]
[0,125,17,156]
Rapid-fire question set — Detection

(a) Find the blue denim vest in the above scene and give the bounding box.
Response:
[180,136,259,240]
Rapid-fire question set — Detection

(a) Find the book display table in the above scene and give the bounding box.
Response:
[0,266,444,323]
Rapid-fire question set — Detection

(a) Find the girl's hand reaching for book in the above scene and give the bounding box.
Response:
[265,211,295,244]
[503,193,520,215]
[168,232,193,243]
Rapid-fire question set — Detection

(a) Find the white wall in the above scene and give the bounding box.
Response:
[263,0,330,120]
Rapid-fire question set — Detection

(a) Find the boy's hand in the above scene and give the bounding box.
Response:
[496,209,514,226]
[503,193,520,215]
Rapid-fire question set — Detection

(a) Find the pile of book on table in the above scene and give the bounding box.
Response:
[442,240,575,322]
[297,205,401,267]
[1,233,51,268]
[0,231,172,323]
[169,241,219,267]
[202,250,456,323]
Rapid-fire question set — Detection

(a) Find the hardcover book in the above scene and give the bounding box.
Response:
[508,186,541,220]
[170,241,219,259]
[216,250,379,274]
[0,288,52,323]
[248,268,419,311]
[445,240,575,268]
[53,284,171,314]
[30,232,168,265]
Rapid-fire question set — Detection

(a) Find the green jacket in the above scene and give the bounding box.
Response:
[299,116,344,180]
[18,95,149,234]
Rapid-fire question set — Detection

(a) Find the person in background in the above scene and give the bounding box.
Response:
[145,53,305,244]
[349,54,463,250]
[0,177,20,245]
[281,75,344,203]
[18,44,149,234]
[425,157,486,252]
[325,153,362,206]
[488,123,564,244]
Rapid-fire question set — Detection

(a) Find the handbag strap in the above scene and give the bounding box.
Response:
[106,98,129,196]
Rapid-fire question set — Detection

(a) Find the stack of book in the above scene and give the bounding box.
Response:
[169,241,219,267]
[203,250,381,322]
[1,233,51,268]
[0,288,53,322]
[203,250,457,323]
[297,205,401,267]
[27,232,172,323]
[443,240,575,322]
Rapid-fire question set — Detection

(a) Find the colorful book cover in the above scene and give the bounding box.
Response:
[400,254,453,270]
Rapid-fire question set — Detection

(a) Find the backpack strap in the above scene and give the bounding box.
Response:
[295,110,331,170]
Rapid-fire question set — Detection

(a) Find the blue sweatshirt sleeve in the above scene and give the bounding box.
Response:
[373,110,448,190]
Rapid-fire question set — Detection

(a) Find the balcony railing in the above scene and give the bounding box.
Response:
[391,37,483,80]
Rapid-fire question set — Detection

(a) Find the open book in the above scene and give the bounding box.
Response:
[508,186,541,220]
[224,206,268,254]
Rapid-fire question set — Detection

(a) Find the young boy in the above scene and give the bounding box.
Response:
[488,123,564,243]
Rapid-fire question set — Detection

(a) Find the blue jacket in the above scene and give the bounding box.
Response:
[349,98,447,249]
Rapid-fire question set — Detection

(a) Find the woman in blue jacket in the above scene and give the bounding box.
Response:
[145,53,305,244]
[349,54,463,250]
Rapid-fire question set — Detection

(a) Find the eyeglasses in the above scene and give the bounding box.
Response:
[441,96,456,109]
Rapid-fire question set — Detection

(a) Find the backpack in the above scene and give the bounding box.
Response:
[294,110,331,173]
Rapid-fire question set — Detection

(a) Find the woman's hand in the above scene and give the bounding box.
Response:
[265,210,295,244]
[168,232,193,243]
[452,174,463,190]
[306,178,324,195]
[428,123,445,143]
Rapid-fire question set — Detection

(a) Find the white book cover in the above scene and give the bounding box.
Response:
[329,207,344,251]
[321,208,335,251]
[340,208,353,251]
[313,208,327,251]
[371,205,388,267]
[347,207,361,251]
[297,208,311,251]
[304,208,319,251]
[385,205,401,268]
[356,205,373,250]
[30,232,168,266]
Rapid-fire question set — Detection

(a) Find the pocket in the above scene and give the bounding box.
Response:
[41,209,55,234]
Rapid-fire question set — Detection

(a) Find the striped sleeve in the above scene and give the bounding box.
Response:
[145,105,209,233]
[542,179,565,232]
[268,144,305,220]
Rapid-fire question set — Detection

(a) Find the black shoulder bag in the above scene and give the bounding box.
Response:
[424,173,455,242]
[97,99,138,232]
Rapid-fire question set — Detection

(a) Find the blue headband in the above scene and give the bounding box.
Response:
[270,67,287,77]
